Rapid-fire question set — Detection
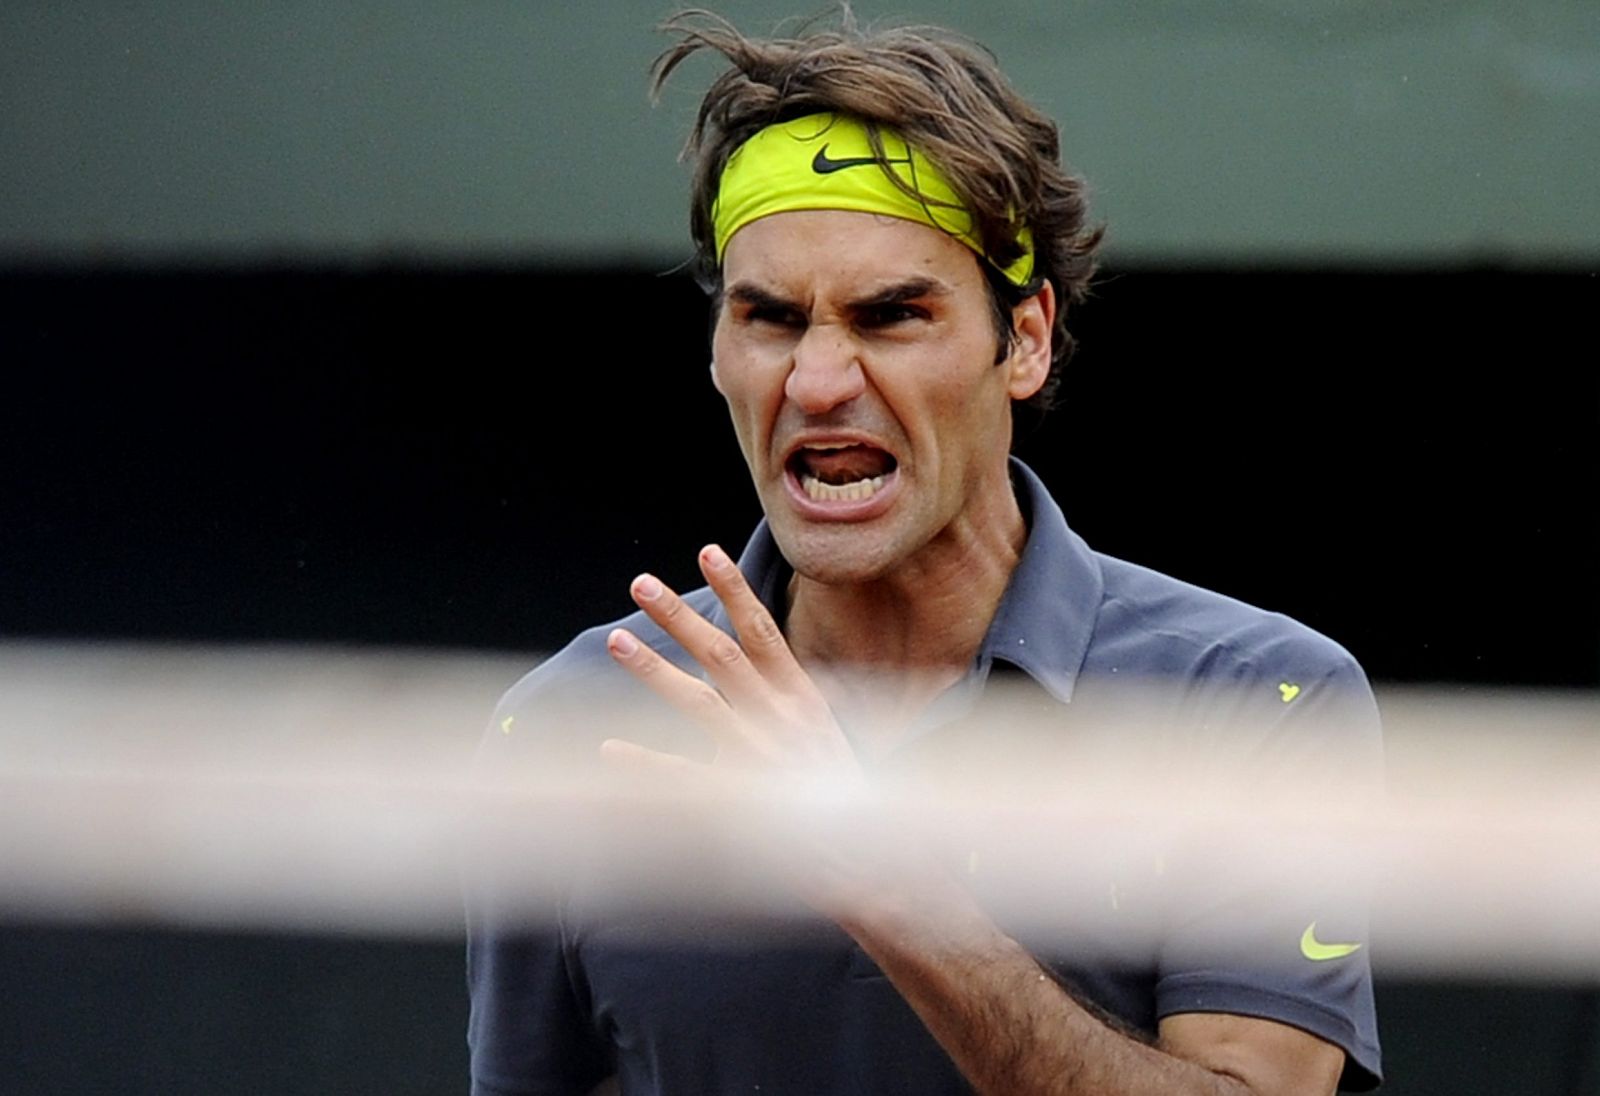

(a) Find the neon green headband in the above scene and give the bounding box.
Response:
[711,112,1035,288]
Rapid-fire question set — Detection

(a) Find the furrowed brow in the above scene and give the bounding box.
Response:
[849,278,948,311]
[721,277,947,317]
[724,283,800,313]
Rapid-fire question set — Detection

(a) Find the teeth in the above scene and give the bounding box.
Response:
[800,473,886,502]
[804,442,855,451]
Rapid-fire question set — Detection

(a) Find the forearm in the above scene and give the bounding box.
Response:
[834,874,1254,1096]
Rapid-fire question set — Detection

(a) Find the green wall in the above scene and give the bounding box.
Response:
[3,1,1598,265]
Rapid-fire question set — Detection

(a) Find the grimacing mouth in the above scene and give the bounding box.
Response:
[784,441,900,503]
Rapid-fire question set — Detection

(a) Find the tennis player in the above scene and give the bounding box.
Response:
[469,11,1382,1094]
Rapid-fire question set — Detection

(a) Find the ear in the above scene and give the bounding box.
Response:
[1006,280,1055,402]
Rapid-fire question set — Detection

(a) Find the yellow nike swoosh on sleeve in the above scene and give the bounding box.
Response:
[1301,922,1362,961]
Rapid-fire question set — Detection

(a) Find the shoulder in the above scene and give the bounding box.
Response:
[1088,552,1367,693]
[1005,462,1366,710]
[480,586,723,760]
[500,586,719,705]
[1079,554,1381,769]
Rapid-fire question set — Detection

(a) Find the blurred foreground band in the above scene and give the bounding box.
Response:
[1,642,1595,980]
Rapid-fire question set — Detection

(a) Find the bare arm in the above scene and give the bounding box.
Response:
[604,545,1349,1096]
[835,866,1345,1096]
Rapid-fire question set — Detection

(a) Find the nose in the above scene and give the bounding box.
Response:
[785,322,866,414]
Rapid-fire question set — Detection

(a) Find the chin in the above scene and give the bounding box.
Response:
[770,522,907,586]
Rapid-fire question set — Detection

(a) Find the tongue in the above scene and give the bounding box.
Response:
[802,445,893,486]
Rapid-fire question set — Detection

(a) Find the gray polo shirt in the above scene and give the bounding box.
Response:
[469,459,1382,1094]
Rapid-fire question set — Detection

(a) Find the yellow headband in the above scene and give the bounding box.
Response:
[710,112,1035,288]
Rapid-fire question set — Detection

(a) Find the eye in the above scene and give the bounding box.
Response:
[746,304,807,329]
[858,303,926,329]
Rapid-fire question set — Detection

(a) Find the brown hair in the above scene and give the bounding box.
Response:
[650,7,1103,411]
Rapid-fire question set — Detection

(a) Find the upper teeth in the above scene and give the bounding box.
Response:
[804,442,856,451]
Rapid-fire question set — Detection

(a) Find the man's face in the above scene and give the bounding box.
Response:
[712,210,1051,586]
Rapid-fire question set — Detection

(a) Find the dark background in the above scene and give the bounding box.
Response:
[2,264,1597,1093]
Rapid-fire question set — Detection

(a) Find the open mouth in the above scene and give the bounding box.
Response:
[786,442,899,503]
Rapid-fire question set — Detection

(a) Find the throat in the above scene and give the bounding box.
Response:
[786,579,992,688]
[782,502,1030,687]
[813,663,971,760]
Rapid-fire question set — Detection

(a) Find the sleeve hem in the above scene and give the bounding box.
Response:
[1157,975,1383,1092]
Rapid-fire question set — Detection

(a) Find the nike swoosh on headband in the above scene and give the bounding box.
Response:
[811,146,912,175]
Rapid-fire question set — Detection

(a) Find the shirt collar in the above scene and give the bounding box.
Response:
[725,457,1103,705]
[977,458,1103,704]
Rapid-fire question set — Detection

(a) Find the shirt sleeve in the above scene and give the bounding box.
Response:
[1153,630,1384,1092]
[463,605,721,1095]
[465,670,616,1096]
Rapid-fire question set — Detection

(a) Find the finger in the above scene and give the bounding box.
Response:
[696,544,812,693]
[598,737,700,776]
[627,574,771,709]
[605,627,744,748]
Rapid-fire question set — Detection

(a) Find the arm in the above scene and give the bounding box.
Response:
[836,866,1344,1096]
[603,545,1351,1096]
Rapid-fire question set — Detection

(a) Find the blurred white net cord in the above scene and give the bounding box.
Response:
[0,641,1596,980]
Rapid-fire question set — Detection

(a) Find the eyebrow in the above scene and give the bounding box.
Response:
[851,278,949,311]
[723,277,950,315]
[723,283,798,313]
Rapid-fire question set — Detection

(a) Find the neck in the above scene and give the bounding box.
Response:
[784,479,1029,739]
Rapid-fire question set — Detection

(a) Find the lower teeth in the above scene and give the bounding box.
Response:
[801,473,886,502]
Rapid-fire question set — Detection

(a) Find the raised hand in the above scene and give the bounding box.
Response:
[596,543,907,920]
[601,543,862,781]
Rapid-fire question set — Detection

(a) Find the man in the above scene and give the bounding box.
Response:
[470,11,1381,1095]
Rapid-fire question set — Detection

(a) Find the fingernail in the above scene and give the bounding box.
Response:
[608,629,638,656]
[634,575,662,601]
[702,544,731,571]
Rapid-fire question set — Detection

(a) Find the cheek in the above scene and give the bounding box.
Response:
[924,352,1010,420]
[713,366,782,457]
[712,331,782,417]
[916,364,1014,469]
